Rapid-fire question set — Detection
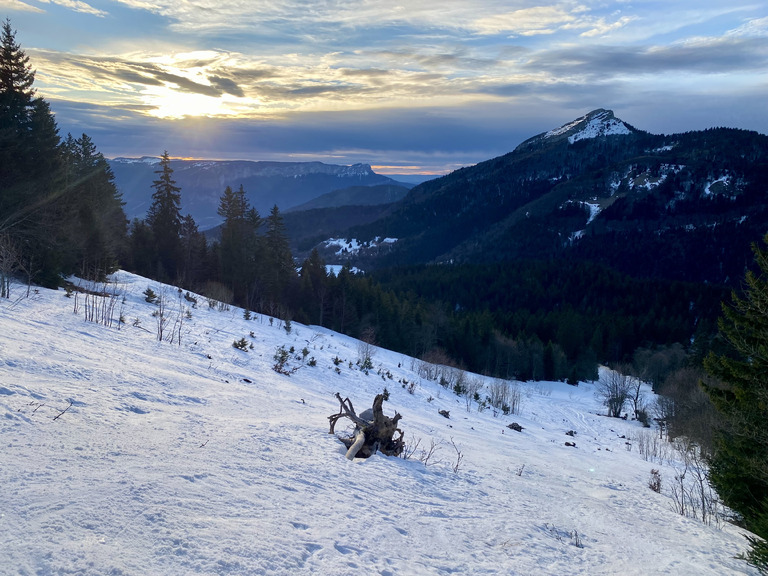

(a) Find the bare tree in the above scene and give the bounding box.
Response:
[628,375,646,421]
[465,377,483,412]
[595,367,633,418]
[357,326,377,374]
[0,233,18,299]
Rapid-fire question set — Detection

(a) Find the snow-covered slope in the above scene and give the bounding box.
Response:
[543,109,634,144]
[0,272,757,575]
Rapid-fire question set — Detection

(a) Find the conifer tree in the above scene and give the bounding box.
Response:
[263,204,295,304]
[217,184,261,305]
[704,235,768,572]
[0,20,68,285]
[0,18,40,223]
[0,18,34,135]
[146,151,182,280]
[179,213,207,288]
[61,133,127,279]
[299,248,329,325]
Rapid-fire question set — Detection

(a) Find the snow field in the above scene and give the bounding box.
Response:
[0,271,758,575]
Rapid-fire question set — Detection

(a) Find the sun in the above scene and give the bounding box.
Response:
[142,85,247,119]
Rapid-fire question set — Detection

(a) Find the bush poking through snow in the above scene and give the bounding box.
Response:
[669,438,723,526]
[273,345,298,375]
[649,469,662,493]
[233,337,249,351]
[450,437,464,474]
[143,287,158,303]
[543,523,584,548]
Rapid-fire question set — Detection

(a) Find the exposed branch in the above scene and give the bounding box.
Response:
[53,400,73,421]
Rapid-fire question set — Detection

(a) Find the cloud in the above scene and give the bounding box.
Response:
[208,76,245,98]
[0,0,44,13]
[727,16,768,37]
[37,0,107,17]
[471,6,582,36]
[518,36,768,81]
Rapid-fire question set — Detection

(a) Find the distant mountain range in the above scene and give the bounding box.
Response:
[314,109,768,286]
[108,157,409,229]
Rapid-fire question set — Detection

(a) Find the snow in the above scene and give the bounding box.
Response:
[568,113,631,144]
[544,110,631,144]
[0,271,758,576]
[325,264,361,276]
[546,118,583,139]
[322,237,398,256]
[704,175,730,196]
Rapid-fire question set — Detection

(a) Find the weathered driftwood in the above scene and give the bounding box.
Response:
[328,392,405,458]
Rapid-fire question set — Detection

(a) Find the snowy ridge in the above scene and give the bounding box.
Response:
[111,156,162,165]
[111,158,378,179]
[543,109,632,143]
[567,111,631,143]
[0,271,758,575]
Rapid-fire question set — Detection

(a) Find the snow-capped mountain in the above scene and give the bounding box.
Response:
[336,109,768,286]
[0,270,758,575]
[539,109,636,144]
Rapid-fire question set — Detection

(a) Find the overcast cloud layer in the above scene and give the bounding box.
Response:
[4,0,767,173]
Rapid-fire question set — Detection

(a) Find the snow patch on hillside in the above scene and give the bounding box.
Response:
[323,237,397,256]
[704,175,730,196]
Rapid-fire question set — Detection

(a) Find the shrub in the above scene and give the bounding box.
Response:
[233,337,248,351]
[649,469,662,493]
[273,345,299,375]
[143,287,158,303]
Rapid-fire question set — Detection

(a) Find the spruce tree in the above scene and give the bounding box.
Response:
[179,213,206,288]
[704,235,768,572]
[299,248,328,325]
[0,18,39,221]
[146,151,182,280]
[217,184,261,305]
[263,204,295,305]
[0,20,67,286]
[61,133,127,279]
[0,18,34,135]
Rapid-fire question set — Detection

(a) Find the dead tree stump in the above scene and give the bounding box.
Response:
[328,392,404,459]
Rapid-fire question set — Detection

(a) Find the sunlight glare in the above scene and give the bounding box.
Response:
[142,86,251,119]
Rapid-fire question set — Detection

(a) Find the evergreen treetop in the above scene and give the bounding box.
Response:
[0,18,34,118]
[147,151,182,232]
[146,151,183,280]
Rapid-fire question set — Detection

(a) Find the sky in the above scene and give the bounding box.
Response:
[3,0,767,175]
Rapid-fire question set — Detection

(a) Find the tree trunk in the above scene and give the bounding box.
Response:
[328,393,404,458]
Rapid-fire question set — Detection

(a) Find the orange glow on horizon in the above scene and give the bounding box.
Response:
[371,165,449,176]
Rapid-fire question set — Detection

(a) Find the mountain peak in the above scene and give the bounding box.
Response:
[520,109,635,150]
[547,109,633,143]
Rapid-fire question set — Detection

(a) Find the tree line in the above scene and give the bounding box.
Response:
[0,19,125,288]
